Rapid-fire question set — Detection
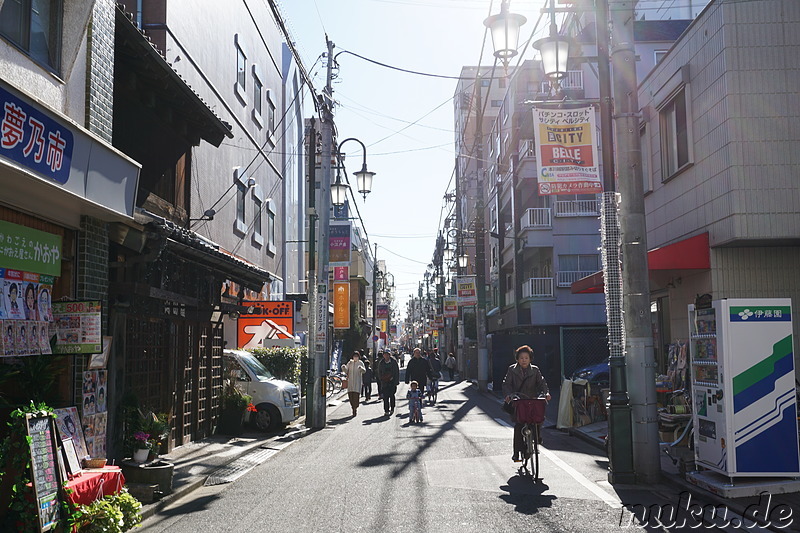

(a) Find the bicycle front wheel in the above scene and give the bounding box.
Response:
[532,424,540,481]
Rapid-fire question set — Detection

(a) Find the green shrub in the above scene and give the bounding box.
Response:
[71,488,142,532]
[250,347,308,393]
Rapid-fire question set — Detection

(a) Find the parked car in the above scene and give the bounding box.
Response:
[223,349,300,432]
[571,357,610,386]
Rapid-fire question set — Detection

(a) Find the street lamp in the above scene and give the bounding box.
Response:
[331,171,349,207]
[533,33,570,81]
[458,253,469,271]
[484,0,527,70]
[337,137,375,200]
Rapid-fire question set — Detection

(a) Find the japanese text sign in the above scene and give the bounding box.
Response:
[1,85,73,184]
[238,301,295,348]
[333,282,350,329]
[0,221,62,277]
[376,304,389,319]
[329,222,351,264]
[533,105,601,195]
[52,301,102,354]
[334,266,349,281]
[456,276,478,306]
[443,297,458,317]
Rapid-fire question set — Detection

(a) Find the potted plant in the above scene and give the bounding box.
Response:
[217,360,253,436]
[132,431,151,463]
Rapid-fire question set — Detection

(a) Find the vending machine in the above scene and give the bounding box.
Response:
[688,298,800,477]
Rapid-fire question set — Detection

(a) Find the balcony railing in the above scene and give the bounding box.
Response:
[521,208,552,230]
[557,270,596,288]
[541,70,584,92]
[522,278,554,298]
[554,199,600,217]
[520,139,536,159]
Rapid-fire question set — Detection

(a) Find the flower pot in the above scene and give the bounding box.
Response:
[217,406,245,436]
[122,460,174,495]
[133,448,150,462]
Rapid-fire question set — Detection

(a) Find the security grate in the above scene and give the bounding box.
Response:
[204,448,279,486]
[600,192,624,359]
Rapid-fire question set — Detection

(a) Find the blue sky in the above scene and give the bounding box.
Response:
[277,0,547,317]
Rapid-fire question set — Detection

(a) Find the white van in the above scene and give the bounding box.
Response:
[223,349,301,431]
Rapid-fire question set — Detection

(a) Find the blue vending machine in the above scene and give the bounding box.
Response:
[688,298,800,476]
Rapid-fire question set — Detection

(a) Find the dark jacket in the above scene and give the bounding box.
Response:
[502,363,548,400]
[376,356,400,391]
[405,356,432,387]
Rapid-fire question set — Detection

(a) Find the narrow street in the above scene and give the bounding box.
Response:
[137,378,739,533]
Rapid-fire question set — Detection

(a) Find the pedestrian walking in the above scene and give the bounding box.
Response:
[342,351,366,417]
[362,360,374,401]
[405,348,431,392]
[376,350,400,416]
[445,352,457,381]
[502,345,550,462]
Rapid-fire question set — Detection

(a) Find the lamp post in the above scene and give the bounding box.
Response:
[484,0,657,482]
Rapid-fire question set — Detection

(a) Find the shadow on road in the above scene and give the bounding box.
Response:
[157,494,222,518]
[500,478,556,515]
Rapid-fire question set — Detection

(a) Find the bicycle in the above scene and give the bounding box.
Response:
[426,378,439,405]
[409,395,423,423]
[512,394,547,481]
[325,370,344,398]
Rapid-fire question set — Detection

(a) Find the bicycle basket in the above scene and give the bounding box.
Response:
[514,398,546,424]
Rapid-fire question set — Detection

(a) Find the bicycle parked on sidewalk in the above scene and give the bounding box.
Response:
[512,393,547,481]
[325,369,344,398]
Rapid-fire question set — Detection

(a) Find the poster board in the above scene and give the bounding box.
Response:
[52,300,102,354]
[61,438,82,477]
[26,414,62,532]
[237,301,295,348]
[53,407,88,461]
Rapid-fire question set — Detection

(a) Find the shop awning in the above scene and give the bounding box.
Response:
[571,232,710,294]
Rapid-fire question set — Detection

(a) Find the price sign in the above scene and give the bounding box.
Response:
[26,414,62,532]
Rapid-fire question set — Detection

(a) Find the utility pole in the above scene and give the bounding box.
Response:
[305,118,319,424]
[475,73,489,392]
[611,0,659,482]
[309,37,336,430]
[595,0,635,484]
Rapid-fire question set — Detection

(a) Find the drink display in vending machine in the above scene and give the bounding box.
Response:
[688,298,800,477]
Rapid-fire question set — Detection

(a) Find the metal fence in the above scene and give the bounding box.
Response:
[559,326,610,381]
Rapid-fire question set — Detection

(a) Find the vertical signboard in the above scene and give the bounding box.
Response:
[315,282,328,352]
[27,414,62,531]
[376,304,389,319]
[456,277,478,306]
[333,266,349,281]
[329,222,351,264]
[443,297,458,317]
[333,282,350,329]
[533,105,601,195]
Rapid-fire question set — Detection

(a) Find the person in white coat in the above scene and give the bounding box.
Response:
[342,350,366,416]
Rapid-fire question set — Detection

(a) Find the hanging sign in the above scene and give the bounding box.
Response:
[333,282,350,329]
[376,304,389,319]
[456,276,478,306]
[333,266,349,281]
[443,297,458,317]
[329,222,351,264]
[52,301,102,354]
[434,315,444,328]
[238,301,295,348]
[533,105,601,195]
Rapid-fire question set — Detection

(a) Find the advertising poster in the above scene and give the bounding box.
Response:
[444,297,458,317]
[82,370,97,416]
[53,407,88,460]
[237,301,295,348]
[3,278,25,319]
[333,282,350,330]
[52,301,102,354]
[376,304,389,319]
[329,222,351,264]
[456,276,478,306]
[533,105,601,195]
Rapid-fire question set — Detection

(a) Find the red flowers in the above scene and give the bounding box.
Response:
[246,403,257,412]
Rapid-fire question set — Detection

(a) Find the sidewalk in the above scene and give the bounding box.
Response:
[568,420,800,532]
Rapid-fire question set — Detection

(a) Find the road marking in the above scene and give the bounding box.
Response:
[540,446,622,509]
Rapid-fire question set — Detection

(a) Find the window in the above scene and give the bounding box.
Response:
[266,90,276,143]
[252,65,263,127]
[267,201,276,254]
[655,50,668,64]
[641,125,652,193]
[253,198,263,244]
[559,254,599,273]
[481,79,491,87]
[499,77,506,89]
[659,86,691,180]
[235,34,247,103]
[0,0,62,72]
[491,100,502,107]
[234,168,248,234]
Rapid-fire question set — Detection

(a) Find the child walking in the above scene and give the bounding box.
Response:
[406,381,424,423]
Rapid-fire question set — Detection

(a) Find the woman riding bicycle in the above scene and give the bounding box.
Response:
[502,345,551,462]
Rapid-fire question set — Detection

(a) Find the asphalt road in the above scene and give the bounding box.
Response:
[138,379,766,533]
